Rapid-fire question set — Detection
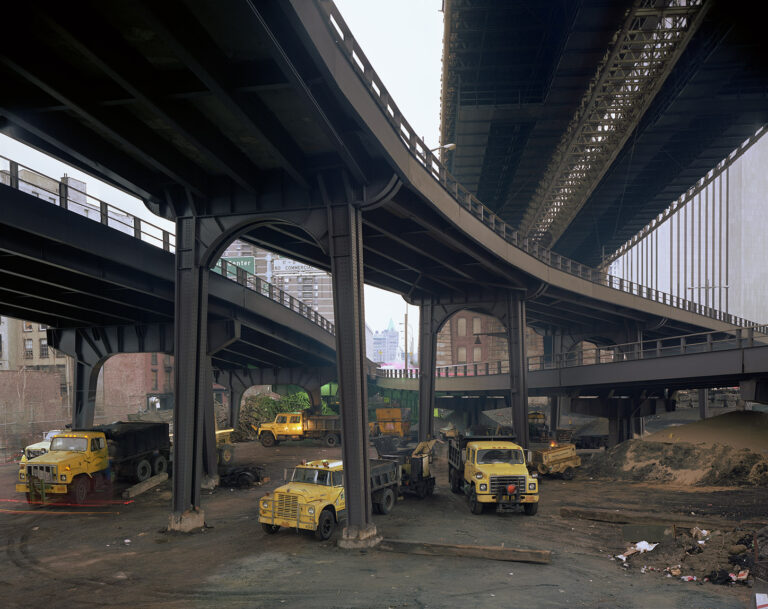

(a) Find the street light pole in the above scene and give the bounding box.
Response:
[403,305,408,372]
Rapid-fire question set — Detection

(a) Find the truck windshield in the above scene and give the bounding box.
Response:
[290,468,332,485]
[50,437,88,452]
[477,449,524,465]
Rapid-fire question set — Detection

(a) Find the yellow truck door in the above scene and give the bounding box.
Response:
[288,414,303,436]
[89,436,109,472]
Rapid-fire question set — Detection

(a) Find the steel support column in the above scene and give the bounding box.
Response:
[327,203,377,547]
[503,293,529,448]
[698,388,708,420]
[72,357,98,428]
[200,360,218,481]
[417,300,438,441]
[170,215,209,531]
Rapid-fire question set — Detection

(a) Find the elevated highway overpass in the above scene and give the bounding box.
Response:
[2,0,765,537]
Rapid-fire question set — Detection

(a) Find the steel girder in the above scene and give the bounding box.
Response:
[518,1,709,246]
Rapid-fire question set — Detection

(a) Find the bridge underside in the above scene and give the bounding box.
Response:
[442,0,768,266]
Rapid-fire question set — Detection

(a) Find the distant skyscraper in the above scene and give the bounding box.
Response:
[372,319,400,363]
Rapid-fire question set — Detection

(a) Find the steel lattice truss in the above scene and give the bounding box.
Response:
[519,0,708,247]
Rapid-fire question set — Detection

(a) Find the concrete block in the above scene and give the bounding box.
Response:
[122,472,168,499]
[167,508,205,533]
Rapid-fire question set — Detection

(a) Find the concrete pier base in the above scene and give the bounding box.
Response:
[338,524,381,549]
[168,508,206,533]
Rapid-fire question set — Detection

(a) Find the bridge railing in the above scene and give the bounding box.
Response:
[212,259,335,334]
[318,0,758,329]
[375,326,768,379]
[0,154,335,336]
[0,155,175,252]
[527,326,768,371]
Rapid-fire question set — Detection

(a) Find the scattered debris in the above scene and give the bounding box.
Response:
[611,526,758,586]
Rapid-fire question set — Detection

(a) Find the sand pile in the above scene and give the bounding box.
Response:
[583,439,768,486]
[644,410,768,453]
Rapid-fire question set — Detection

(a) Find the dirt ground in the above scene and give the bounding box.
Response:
[1,439,766,609]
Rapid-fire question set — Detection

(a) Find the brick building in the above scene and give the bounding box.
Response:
[436,311,544,368]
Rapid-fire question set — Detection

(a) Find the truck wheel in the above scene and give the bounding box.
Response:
[153,455,168,476]
[262,523,280,534]
[324,433,339,447]
[69,475,90,505]
[377,487,395,515]
[469,488,484,515]
[217,444,235,465]
[135,459,152,482]
[315,509,336,540]
[524,502,539,516]
[260,433,276,447]
[562,467,575,481]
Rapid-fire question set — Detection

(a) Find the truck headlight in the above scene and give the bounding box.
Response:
[308,507,315,515]
[528,482,536,491]
[60,475,67,482]
[261,501,269,509]
[474,472,483,480]
[479,483,487,491]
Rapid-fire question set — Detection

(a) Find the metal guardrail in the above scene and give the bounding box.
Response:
[317,0,759,330]
[376,326,768,380]
[0,155,335,335]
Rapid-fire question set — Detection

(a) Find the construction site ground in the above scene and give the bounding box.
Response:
[1,436,766,608]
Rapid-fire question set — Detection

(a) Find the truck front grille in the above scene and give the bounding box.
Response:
[275,493,298,519]
[26,464,57,483]
[490,475,526,495]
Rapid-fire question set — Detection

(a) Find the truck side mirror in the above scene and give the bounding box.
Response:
[283,468,288,482]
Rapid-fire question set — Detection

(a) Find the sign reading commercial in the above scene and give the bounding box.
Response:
[271,259,323,276]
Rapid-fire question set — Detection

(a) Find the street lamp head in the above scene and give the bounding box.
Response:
[430,142,456,152]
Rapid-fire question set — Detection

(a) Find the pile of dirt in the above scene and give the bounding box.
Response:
[583,439,768,486]
[615,527,760,585]
[644,410,768,453]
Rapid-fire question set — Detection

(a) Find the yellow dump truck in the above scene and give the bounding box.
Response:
[529,443,581,479]
[17,422,170,504]
[447,435,539,515]
[253,412,342,447]
[369,408,411,438]
[258,458,400,540]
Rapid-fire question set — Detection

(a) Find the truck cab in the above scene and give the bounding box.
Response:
[255,412,304,446]
[448,435,539,515]
[259,458,398,540]
[259,460,346,540]
[17,431,109,504]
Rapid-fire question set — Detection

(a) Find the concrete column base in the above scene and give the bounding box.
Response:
[201,474,219,490]
[167,508,205,533]
[337,524,381,549]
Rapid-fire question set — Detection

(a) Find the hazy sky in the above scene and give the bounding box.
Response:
[0,1,444,335]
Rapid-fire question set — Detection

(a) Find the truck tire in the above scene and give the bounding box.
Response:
[562,467,575,481]
[468,487,484,515]
[324,433,339,447]
[69,475,90,505]
[260,433,276,447]
[262,523,280,534]
[315,509,336,540]
[135,459,152,482]
[153,455,168,476]
[217,444,235,465]
[377,487,395,515]
[524,502,539,516]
